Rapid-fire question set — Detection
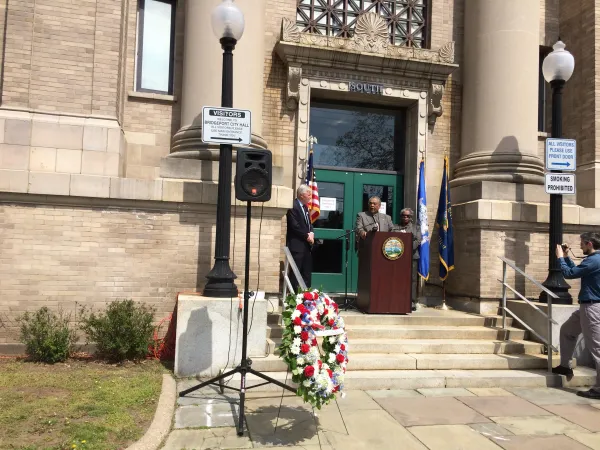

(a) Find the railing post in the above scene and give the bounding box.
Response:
[282,259,289,300]
[548,294,553,373]
[502,261,507,331]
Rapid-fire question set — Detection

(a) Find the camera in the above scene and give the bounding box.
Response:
[561,243,570,251]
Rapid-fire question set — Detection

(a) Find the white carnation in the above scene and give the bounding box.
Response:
[328,353,336,363]
[293,337,301,347]
[291,310,301,319]
[297,356,305,365]
[334,344,341,353]
[303,379,312,387]
[329,336,337,344]
[292,368,300,375]
[294,326,302,334]
[291,345,300,355]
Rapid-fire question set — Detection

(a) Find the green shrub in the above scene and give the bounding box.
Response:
[18,307,76,363]
[80,299,155,362]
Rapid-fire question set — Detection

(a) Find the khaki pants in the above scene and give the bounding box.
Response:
[560,302,600,389]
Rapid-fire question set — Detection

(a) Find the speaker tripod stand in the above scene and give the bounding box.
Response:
[179,202,296,436]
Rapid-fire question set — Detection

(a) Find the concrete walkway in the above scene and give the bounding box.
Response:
[161,380,600,449]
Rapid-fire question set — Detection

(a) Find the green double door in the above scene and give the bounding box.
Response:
[311,169,403,294]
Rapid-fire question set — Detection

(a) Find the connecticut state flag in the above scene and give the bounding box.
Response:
[417,160,430,280]
[435,156,454,280]
[306,148,320,223]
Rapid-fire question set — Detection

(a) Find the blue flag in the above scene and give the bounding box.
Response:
[436,156,454,280]
[417,160,430,280]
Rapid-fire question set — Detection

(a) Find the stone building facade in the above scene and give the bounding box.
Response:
[0,0,599,345]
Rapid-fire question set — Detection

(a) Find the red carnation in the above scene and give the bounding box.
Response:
[303,292,313,300]
[333,386,339,393]
[300,344,310,354]
[327,369,333,378]
[336,354,345,363]
[293,317,302,326]
[312,339,318,346]
[300,331,309,341]
[340,344,346,351]
[318,360,322,369]
[333,303,339,313]
[297,304,307,313]
[303,365,315,377]
[328,319,335,326]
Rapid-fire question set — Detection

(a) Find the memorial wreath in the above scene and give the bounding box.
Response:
[279,289,349,409]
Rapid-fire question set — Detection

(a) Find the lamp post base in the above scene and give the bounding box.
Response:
[539,269,573,304]
[539,289,573,305]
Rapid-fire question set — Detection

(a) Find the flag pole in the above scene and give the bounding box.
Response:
[440,280,448,310]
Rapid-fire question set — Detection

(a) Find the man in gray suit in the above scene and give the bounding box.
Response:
[356,196,395,244]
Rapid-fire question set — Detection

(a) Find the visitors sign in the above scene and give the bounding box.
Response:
[546,138,576,171]
[202,106,251,145]
[545,173,576,195]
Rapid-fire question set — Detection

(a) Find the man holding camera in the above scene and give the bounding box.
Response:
[552,232,600,399]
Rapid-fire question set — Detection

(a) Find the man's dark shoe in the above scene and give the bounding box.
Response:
[576,389,600,399]
[552,365,574,378]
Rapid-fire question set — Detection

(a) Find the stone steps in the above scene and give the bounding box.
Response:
[250,353,560,372]
[265,324,526,340]
[265,338,544,355]
[202,366,597,391]
[267,312,513,327]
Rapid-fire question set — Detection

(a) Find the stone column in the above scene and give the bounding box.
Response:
[453,0,543,186]
[164,0,267,180]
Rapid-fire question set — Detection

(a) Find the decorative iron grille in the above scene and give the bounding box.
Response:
[296,0,429,48]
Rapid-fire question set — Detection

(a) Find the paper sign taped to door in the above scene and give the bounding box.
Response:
[379,202,387,214]
[320,197,337,211]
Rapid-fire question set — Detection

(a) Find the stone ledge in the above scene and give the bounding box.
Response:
[453,200,599,226]
[128,90,177,103]
[0,170,293,209]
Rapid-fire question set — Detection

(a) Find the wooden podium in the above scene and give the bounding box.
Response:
[356,232,412,314]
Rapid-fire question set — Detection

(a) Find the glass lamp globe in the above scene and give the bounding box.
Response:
[211,0,245,41]
[542,41,575,83]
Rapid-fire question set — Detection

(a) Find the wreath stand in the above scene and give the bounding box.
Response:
[179,202,296,436]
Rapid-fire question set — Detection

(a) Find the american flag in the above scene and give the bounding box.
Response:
[306,144,320,224]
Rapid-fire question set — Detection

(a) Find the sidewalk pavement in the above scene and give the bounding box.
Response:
[162,380,600,449]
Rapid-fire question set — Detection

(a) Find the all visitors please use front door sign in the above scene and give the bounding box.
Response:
[202,106,252,145]
[546,138,576,171]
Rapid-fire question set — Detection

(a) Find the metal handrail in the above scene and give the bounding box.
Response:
[282,247,307,300]
[498,257,559,373]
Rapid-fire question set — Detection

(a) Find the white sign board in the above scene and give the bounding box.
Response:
[202,106,251,145]
[546,138,576,171]
[379,202,387,214]
[320,197,337,211]
[545,173,576,195]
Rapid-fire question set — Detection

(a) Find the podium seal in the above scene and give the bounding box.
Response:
[382,237,404,260]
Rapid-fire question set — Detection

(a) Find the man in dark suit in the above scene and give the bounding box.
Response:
[286,184,314,292]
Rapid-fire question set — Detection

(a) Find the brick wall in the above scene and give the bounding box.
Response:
[1,0,122,116]
[0,198,284,343]
[263,0,297,187]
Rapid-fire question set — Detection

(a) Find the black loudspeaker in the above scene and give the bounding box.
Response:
[235,148,272,202]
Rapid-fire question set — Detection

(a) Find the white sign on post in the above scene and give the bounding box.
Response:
[545,173,576,195]
[202,106,251,145]
[546,138,576,171]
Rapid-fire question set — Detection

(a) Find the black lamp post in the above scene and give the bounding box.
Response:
[539,41,575,305]
[204,0,245,298]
